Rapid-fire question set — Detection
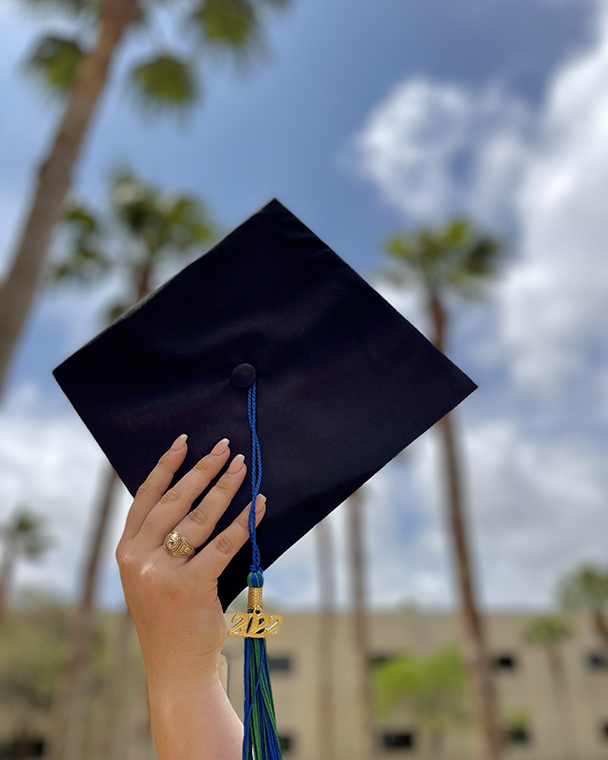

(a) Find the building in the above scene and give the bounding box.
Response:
[222,610,608,760]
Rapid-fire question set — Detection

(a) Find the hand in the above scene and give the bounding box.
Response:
[115,434,266,697]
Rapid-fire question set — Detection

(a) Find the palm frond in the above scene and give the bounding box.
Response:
[373,645,467,729]
[192,0,259,49]
[104,299,133,325]
[257,0,290,7]
[19,0,97,15]
[441,218,469,247]
[129,54,198,115]
[46,201,110,284]
[23,35,84,95]
[47,247,111,284]
[559,565,608,611]
[461,237,502,278]
[110,173,214,257]
[383,219,504,299]
[1,509,52,560]
[383,234,432,288]
[523,616,575,647]
[158,195,215,250]
[384,235,412,261]
[111,175,171,258]
[63,202,98,234]
[375,259,414,289]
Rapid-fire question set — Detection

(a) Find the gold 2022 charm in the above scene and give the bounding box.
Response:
[227,585,283,638]
[227,610,284,638]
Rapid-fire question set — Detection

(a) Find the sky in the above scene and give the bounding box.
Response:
[0,0,606,612]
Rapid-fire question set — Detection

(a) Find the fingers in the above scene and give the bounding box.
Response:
[121,434,189,541]
[139,439,234,545]
[169,453,248,551]
[188,495,266,581]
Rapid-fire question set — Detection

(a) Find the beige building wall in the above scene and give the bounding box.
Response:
[222,610,608,760]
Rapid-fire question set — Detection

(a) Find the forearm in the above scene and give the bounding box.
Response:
[149,672,243,760]
[115,436,261,760]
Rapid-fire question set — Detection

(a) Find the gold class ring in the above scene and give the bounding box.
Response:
[162,531,195,558]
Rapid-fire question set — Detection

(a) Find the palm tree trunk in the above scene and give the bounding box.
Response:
[347,490,374,760]
[547,647,577,760]
[429,729,444,758]
[592,609,608,653]
[0,546,15,625]
[45,466,120,760]
[0,0,139,398]
[135,262,151,302]
[46,263,150,759]
[315,519,336,760]
[103,606,135,760]
[429,291,501,760]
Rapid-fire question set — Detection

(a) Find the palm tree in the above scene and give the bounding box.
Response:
[373,645,467,758]
[49,169,215,307]
[347,489,374,760]
[382,219,504,760]
[101,606,136,760]
[0,509,51,623]
[503,708,531,747]
[523,616,576,760]
[315,518,337,760]
[44,170,215,760]
[0,0,289,398]
[45,468,120,760]
[559,565,608,651]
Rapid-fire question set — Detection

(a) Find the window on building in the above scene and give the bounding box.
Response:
[381,732,416,750]
[0,738,45,757]
[587,652,608,670]
[268,655,293,674]
[370,653,395,667]
[493,653,518,670]
[600,721,608,740]
[507,727,530,745]
[278,734,294,753]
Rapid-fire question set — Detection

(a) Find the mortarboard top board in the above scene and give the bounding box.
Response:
[53,198,476,611]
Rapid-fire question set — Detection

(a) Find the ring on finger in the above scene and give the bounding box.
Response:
[163,531,195,558]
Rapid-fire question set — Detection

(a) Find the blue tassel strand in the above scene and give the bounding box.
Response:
[242,381,282,760]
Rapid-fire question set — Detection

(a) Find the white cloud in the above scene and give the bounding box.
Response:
[352,10,608,396]
[265,401,608,611]
[351,78,531,230]
[342,2,608,610]
[502,9,608,389]
[464,420,608,607]
[0,381,128,604]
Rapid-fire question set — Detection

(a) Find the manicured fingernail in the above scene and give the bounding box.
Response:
[171,434,188,451]
[256,494,267,514]
[210,438,230,456]
[227,453,245,473]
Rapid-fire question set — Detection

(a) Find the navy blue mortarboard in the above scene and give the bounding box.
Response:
[53,198,476,610]
[54,198,476,760]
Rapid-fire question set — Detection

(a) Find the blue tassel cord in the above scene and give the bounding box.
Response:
[242,381,282,760]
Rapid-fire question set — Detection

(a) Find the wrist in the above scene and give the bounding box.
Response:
[149,668,221,706]
[148,671,243,760]
[146,658,221,703]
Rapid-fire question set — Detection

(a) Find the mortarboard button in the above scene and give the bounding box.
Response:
[231,363,257,388]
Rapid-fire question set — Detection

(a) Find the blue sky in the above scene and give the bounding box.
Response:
[0,0,606,611]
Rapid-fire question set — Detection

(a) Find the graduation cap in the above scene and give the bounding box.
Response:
[53,198,476,759]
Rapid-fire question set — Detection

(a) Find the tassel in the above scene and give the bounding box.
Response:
[231,379,282,760]
[242,571,282,760]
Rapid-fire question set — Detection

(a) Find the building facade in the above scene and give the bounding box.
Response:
[222,610,608,760]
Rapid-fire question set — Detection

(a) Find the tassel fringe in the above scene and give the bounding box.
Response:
[242,571,282,760]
